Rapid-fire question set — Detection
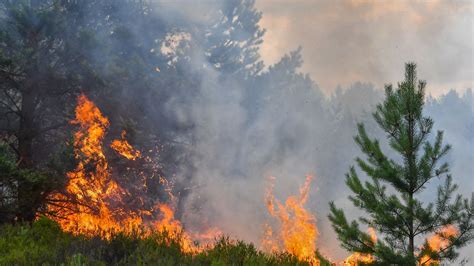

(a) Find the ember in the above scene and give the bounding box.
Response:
[343,227,376,265]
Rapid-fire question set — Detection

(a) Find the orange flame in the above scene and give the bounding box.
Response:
[419,225,459,265]
[44,94,218,253]
[343,227,377,265]
[111,130,141,160]
[46,94,141,237]
[263,175,319,265]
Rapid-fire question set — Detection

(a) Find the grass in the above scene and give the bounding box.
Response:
[0,218,332,265]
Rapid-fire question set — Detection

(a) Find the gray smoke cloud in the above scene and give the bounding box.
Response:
[256,0,473,96]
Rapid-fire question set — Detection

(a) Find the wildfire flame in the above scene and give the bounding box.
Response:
[419,225,459,265]
[343,227,377,265]
[45,94,142,237]
[263,175,319,265]
[44,94,218,253]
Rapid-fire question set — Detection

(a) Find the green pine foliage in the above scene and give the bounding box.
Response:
[0,144,60,223]
[328,63,474,265]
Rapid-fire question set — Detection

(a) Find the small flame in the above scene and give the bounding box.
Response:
[263,175,319,265]
[419,225,459,265]
[111,130,141,160]
[343,227,377,265]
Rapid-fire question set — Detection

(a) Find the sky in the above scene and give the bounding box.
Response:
[256,0,473,96]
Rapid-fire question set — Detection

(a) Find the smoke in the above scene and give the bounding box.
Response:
[256,0,473,96]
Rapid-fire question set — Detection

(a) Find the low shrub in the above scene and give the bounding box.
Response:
[0,218,331,265]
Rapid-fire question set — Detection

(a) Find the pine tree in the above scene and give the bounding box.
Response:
[329,63,474,265]
[0,0,90,222]
[205,0,265,78]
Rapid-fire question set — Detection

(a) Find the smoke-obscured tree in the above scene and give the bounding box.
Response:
[204,0,265,79]
[0,0,108,222]
[251,48,325,148]
[329,63,474,265]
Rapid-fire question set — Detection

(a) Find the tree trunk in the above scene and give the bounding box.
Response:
[16,89,38,222]
[407,81,416,265]
[408,192,415,264]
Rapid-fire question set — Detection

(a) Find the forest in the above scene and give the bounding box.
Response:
[0,1,473,265]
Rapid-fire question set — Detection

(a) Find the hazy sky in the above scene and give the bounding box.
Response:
[256,0,473,96]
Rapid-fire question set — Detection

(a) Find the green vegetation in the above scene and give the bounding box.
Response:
[0,218,332,265]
